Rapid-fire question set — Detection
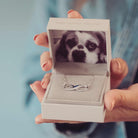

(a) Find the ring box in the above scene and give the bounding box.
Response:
[41,18,112,122]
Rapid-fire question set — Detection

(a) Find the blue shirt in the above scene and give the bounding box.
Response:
[23,0,138,137]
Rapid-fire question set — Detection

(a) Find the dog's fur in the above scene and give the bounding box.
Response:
[55,31,106,64]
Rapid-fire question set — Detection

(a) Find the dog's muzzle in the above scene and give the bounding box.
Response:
[72,50,86,62]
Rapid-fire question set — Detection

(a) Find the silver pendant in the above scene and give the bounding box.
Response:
[64,83,88,92]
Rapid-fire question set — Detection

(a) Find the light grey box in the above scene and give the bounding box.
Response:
[41,18,112,122]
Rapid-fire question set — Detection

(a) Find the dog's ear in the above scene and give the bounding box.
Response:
[96,32,106,55]
[95,32,107,63]
[55,32,69,62]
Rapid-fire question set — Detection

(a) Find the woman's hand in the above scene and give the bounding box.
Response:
[30,10,138,124]
[104,84,138,122]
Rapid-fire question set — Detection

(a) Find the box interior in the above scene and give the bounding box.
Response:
[44,74,108,105]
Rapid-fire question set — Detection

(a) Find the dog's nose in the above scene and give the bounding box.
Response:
[72,50,86,62]
[78,45,84,49]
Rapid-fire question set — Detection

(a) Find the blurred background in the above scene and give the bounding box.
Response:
[0,0,137,138]
[0,0,49,138]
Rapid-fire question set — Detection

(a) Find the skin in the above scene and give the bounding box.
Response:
[30,10,138,124]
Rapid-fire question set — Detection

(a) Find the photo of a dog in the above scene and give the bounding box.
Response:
[54,31,107,64]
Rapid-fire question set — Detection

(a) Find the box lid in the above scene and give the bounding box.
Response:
[47,18,111,75]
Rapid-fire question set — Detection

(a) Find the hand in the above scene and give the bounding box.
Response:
[30,10,137,124]
[104,83,138,122]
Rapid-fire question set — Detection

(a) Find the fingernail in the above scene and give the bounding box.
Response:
[41,80,44,86]
[33,34,39,41]
[41,80,48,89]
[67,9,74,14]
[30,83,36,92]
[35,120,41,124]
[41,62,48,69]
[114,59,121,70]
[110,100,115,111]
[30,84,33,89]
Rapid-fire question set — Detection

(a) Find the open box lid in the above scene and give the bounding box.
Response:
[47,18,111,76]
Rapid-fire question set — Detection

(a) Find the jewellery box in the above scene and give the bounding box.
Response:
[41,18,112,122]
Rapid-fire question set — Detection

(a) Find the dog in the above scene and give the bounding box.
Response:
[55,31,106,64]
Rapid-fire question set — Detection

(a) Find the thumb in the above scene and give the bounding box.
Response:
[104,87,138,111]
[110,58,128,89]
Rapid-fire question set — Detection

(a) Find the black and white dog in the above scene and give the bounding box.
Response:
[55,31,106,64]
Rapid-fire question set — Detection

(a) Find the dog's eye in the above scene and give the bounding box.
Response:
[66,38,77,48]
[86,41,97,51]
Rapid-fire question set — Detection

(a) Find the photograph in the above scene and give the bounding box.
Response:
[51,30,107,64]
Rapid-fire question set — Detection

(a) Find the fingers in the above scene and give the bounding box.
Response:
[35,114,84,124]
[104,89,129,111]
[105,107,138,122]
[104,84,138,111]
[30,81,45,102]
[110,58,128,89]
[41,73,51,89]
[34,32,49,47]
[30,73,51,101]
[67,9,83,18]
[40,51,52,71]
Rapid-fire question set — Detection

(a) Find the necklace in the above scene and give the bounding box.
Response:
[63,75,94,92]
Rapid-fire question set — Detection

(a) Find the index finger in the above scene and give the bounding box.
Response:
[34,32,49,47]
